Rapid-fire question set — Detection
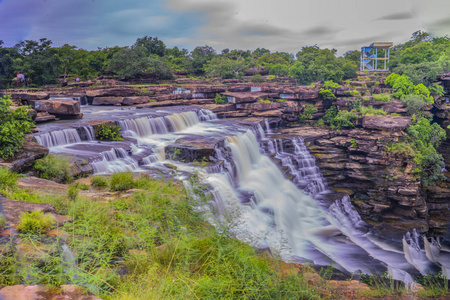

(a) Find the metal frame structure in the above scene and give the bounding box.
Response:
[360,42,393,71]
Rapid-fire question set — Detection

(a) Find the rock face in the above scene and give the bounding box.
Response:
[0,138,48,173]
[92,96,124,106]
[281,126,431,237]
[32,100,81,116]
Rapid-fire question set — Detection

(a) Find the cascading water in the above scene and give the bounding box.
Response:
[34,125,95,148]
[189,126,444,282]
[91,148,140,174]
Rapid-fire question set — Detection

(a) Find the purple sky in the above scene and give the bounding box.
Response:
[0,0,449,54]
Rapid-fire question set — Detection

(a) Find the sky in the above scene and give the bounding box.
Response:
[0,0,449,55]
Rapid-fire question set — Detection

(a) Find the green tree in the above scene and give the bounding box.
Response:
[134,36,166,57]
[0,95,33,159]
[107,46,173,79]
[204,57,246,79]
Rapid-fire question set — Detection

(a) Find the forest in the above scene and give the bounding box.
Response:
[1,30,449,88]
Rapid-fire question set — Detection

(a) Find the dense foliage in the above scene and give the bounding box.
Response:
[0,95,33,159]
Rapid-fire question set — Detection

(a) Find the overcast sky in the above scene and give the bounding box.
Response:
[0,0,449,55]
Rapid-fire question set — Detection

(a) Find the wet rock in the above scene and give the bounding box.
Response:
[34,111,57,123]
[32,100,81,116]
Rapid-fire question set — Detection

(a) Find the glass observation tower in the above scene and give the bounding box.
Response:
[360,42,393,71]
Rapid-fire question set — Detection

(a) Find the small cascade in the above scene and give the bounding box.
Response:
[197,109,218,121]
[35,128,82,148]
[49,96,88,106]
[92,148,140,174]
[142,148,165,164]
[264,119,272,134]
[166,111,200,131]
[34,125,95,148]
[118,116,168,138]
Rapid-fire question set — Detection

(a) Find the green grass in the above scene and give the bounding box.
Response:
[1,172,447,299]
[0,167,18,190]
[16,211,54,234]
[110,172,136,191]
[91,175,109,187]
[372,93,391,102]
[355,105,387,116]
[34,155,73,183]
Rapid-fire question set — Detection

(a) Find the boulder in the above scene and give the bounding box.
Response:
[362,115,411,131]
[0,195,71,227]
[8,92,49,102]
[86,88,138,98]
[32,100,80,116]
[0,138,48,173]
[251,109,283,118]
[92,96,124,106]
[122,96,150,106]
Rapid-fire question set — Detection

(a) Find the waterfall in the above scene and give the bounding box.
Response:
[191,128,428,280]
[34,125,95,148]
[35,128,82,148]
[197,109,218,121]
[118,116,169,138]
[92,148,140,174]
[165,111,200,131]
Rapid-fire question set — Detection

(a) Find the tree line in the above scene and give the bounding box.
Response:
[0,31,449,88]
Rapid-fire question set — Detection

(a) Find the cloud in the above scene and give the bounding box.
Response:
[377,12,415,21]
[301,26,341,38]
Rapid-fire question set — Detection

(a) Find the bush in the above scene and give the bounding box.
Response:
[251,73,263,82]
[401,95,429,118]
[355,106,387,116]
[0,167,18,190]
[96,124,123,141]
[388,142,416,158]
[91,176,109,187]
[68,185,79,200]
[319,88,336,100]
[214,94,228,104]
[327,110,357,129]
[298,104,318,123]
[372,93,391,102]
[0,95,34,159]
[322,80,342,89]
[34,155,73,183]
[0,214,5,230]
[110,172,135,191]
[16,211,54,234]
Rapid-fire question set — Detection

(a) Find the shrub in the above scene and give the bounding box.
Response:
[401,95,429,118]
[372,93,391,102]
[214,94,228,104]
[356,106,387,116]
[16,211,54,234]
[34,155,73,183]
[323,106,338,124]
[343,90,353,97]
[0,95,34,159]
[388,142,416,158]
[348,99,362,110]
[0,214,5,230]
[322,80,342,89]
[68,185,79,200]
[251,73,263,82]
[429,84,444,97]
[319,88,336,100]
[91,176,109,187]
[298,104,318,123]
[329,110,357,129]
[110,172,135,191]
[96,124,123,141]
[314,118,325,127]
[0,167,18,189]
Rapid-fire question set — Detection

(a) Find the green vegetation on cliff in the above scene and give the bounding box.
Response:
[0,95,33,159]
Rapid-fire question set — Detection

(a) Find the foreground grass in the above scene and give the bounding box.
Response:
[0,170,448,299]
